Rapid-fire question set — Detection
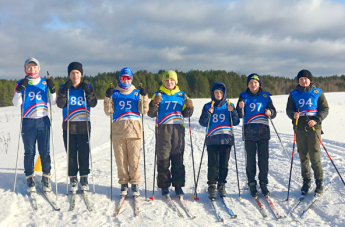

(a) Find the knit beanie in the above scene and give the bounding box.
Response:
[247,73,262,86]
[297,69,313,81]
[119,67,133,79]
[162,71,178,84]
[68,62,83,76]
[24,57,40,77]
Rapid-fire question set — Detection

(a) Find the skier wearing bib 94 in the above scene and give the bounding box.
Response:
[12,57,57,193]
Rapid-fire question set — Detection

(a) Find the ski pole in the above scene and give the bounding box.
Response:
[13,86,26,192]
[191,101,214,200]
[228,100,241,199]
[84,90,96,194]
[305,116,345,186]
[286,107,299,201]
[47,72,58,196]
[241,106,248,188]
[268,115,300,181]
[188,117,197,198]
[139,83,148,201]
[66,88,70,195]
[109,83,113,201]
[149,93,161,201]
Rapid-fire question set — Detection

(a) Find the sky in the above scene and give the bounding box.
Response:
[0,0,345,79]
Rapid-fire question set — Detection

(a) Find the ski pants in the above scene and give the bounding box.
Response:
[156,124,185,188]
[22,116,51,176]
[113,138,141,185]
[296,129,323,181]
[63,131,90,176]
[207,145,232,185]
[245,139,269,185]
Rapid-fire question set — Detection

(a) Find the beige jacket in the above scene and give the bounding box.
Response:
[104,85,149,138]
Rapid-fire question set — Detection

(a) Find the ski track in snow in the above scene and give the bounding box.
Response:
[0,93,345,226]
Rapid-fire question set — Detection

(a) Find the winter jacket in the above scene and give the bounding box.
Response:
[236,88,276,141]
[286,83,329,131]
[103,85,149,139]
[199,82,240,146]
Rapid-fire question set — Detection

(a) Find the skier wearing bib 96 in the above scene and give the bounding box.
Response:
[236,73,277,198]
[286,70,329,196]
[12,58,57,193]
[57,62,97,192]
[199,82,240,199]
[147,70,194,197]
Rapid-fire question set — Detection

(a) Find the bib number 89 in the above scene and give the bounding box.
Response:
[212,114,225,123]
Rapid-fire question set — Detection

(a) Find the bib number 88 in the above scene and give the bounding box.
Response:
[71,97,84,105]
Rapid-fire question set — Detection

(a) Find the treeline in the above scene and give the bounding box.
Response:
[1,70,345,107]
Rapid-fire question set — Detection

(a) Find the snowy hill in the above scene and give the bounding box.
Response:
[0,93,345,227]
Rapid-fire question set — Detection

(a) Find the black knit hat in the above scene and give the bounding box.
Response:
[247,73,262,86]
[68,62,83,76]
[297,69,312,81]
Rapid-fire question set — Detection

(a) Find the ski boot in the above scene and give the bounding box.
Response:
[161,187,170,196]
[248,181,258,198]
[80,175,89,191]
[301,178,311,195]
[217,183,227,197]
[175,187,184,197]
[121,183,129,196]
[315,179,324,196]
[208,184,217,199]
[260,183,270,197]
[42,173,52,192]
[132,184,140,196]
[26,175,36,193]
[70,176,78,193]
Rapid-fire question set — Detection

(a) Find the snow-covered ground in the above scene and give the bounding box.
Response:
[0,92,345,227]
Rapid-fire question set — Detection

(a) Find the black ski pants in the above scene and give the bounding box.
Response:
[245,139,269,185]
[207,145,231,185]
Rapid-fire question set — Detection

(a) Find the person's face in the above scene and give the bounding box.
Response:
[248,79,260,93]
[298,77,311,87]
[25,63,39,74]
[69,70,82,86]
[164,78,176,90]
[120,75,132,84]
[214,89,223,101]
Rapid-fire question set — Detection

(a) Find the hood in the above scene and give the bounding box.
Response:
[210,82,227,107]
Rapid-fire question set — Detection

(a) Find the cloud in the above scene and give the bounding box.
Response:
[0,0,344,79]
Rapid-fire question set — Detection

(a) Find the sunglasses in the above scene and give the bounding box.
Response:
[121,76,131,81]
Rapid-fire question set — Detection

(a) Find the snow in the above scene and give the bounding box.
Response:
[0,93,345,227]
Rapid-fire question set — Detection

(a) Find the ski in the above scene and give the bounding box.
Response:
[28,192,38,210]
[253,196,268,218]
[287,194,307,218]
[82,191,93,211]
[134,196,140,217]
[164,194,184,218]
[179,196,196,219]
[264,195,285,219]
[221,197,237,219]
[70,193,77,211]
[210,198,224,222]
[36,185,60,211]
[114,195,126,217]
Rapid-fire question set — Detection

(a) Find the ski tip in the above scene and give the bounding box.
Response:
[194,197,199,201]
[232,215,238,219]
[149,196,155,201]
[190,195,195,199]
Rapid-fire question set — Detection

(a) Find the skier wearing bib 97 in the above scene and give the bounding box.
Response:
[286,70,329,196]
[12,58,57,193]
[147,70,194,197]
[57,62,97,192]
[236,73,277,198]
[199,82,240,199]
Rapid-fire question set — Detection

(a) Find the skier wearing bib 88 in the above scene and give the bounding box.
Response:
[147,71,194,197]
[236,73,277,198]
[199,82,240,199]
[286,70,329,196]
[12,57,57,193]
[56,62,98,192]
[103,67,149,196]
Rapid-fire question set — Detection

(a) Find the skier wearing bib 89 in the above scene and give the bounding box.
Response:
[103,67,149,196]
[199,82,240,199]
[286,70,329,196]
[57,62,97,192]
[12,58,57,193]
[236,73,277,198]
[147,71,194,197]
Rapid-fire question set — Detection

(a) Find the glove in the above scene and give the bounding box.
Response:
[81,82,92,94]
[46,79,56,93]
[139,87,147,96]
[153,94,162,105]
[227,105,234,112]
[61,80,72,94]
[16,78,29,92]
[184,98,193,108]
[106,87,114,98]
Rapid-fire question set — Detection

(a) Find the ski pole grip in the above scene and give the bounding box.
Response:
[211,101,214,108]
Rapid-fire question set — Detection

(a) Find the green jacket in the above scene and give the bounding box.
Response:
[286,83,329,131]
